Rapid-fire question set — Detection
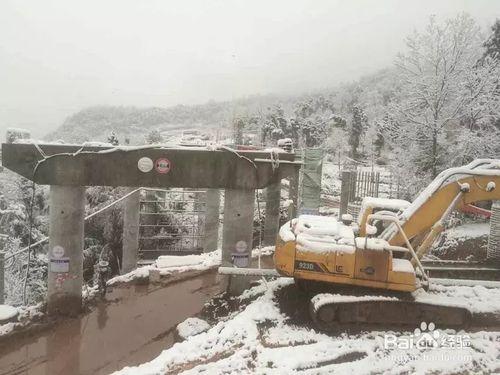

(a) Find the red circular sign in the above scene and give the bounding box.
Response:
[155,158,172,174]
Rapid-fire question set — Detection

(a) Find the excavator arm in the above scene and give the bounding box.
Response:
[385,160,500,250]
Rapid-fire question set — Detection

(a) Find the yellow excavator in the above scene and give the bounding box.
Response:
[274,159,500,328]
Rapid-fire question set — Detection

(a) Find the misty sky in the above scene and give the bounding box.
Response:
[1,0,499,138]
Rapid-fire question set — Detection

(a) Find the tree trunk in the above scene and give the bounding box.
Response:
[431,121,438,178]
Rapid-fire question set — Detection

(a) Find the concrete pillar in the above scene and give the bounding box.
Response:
[339,171,351,217]
[204,189,220,252]
[0,252,4,304]
[263,181,281,246]
[122,188,141,274]
[300,148,324,215]
[222,188,255,295]
[487,201,500,263]
[47,185,85,316]
[288,169,300,220]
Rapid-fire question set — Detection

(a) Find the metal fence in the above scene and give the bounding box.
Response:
[139,188,207,260]
[340,169,380,220]
[345,170,380,203]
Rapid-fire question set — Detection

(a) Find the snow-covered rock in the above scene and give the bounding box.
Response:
[0,305,19,324]
[176,317,210,340]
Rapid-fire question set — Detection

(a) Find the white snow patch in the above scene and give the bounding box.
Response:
[413,284,500,313]
[292,215,356,254]
[312,293,398,311]
[392,258,415,274]
[0,303,44,338]
[108,247,276,286]
[0,305,19,322]
[341,213,353,222]
[358,197,410,223]
[81,141,114,147]
[355,237,391,251]
[252,246,275,257]
[296,233,355,254]
[156,255,203,268]
[278,219,296,242]
[295,215,354,239]
[108,249,222,285]
[176,318,210,340]
[444,223,490,240]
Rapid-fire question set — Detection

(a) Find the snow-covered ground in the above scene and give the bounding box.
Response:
[108,246,275,285]
[0,303,44,337]
[108,249,222,285]
[429,222,490,261]
[113,279,500,375]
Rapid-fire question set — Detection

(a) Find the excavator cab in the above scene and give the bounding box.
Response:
[274,214,418,293]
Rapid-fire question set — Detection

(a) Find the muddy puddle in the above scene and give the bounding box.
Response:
[0,270,226,375]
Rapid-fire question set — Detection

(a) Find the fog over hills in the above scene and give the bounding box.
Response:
[3,0,499,140]
[44,94,294,143]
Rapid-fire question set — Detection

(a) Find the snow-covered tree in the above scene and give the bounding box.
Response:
[145,129,163,144]
[291,96,345,148]
[0,176,49,305]
[348,106,368,158]
[484,19,500,60]
[107,131,119,146]
[386,14,500,193]
[260,105,294,145]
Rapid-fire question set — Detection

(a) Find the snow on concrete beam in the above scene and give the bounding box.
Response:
[1,143,299,189]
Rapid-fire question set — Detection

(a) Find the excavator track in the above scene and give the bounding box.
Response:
[310,293,472,332]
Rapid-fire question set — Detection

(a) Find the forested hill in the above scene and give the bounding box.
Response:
[44,94,292,144]
[43,65,396,145]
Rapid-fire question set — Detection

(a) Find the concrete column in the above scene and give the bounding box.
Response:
[47,185,85,316]
[288,169,300,220]
[263,181,281,246]
[204,189,220,252]
[0,252,4,304]
[122,188,141,274]
[339,170,351,217]
[487,201,500,263]
[222,188,255,295]
[300,148,324,215]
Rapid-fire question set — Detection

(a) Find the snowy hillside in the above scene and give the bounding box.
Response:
[43,95,292,144]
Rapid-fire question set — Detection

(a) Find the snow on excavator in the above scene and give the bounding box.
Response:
[274,159,500,329]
